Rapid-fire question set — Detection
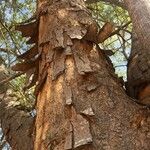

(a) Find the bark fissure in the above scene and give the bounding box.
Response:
[33,0,150,149]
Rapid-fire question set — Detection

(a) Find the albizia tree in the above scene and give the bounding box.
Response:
[0,0,150,150]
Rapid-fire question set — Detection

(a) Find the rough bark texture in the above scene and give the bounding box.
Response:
[0,93,34,150]
[124,0,150,51]
[127,31,150,105]
[1,0,150,149]
[33,0,150,149]
[124,0,150,106]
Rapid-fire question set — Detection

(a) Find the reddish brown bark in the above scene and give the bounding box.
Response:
[1,0,150,149]
[33,0,150,149]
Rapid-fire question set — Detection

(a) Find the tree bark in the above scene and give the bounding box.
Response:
[127,30,150,105]
[0,93,34,150]
[124,0,150,51]
[124,0,150,105]
[34,0,150,149]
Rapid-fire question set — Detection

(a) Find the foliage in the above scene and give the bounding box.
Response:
[0,0,36,109]
[0,0,36,66]
[89,2,132,80]
[9,75,35,110]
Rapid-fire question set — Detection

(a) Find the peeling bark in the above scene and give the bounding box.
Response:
[17,45,38,60]
[33,0,150,149]
[1,0,149,149]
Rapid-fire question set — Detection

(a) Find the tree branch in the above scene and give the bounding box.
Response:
[0,72,24,85]
[0,95,34,150]
[109,21,132,38]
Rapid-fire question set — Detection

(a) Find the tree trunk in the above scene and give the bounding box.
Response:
[124,0,150,51]
[127,30,150,105]
[34,0,150,149]
[124,0,150,105]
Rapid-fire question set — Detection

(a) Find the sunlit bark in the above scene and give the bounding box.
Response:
[34,0,150,149]
[124,0,150,50]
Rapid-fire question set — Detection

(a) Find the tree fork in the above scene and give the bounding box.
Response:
[33,0,150,150]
